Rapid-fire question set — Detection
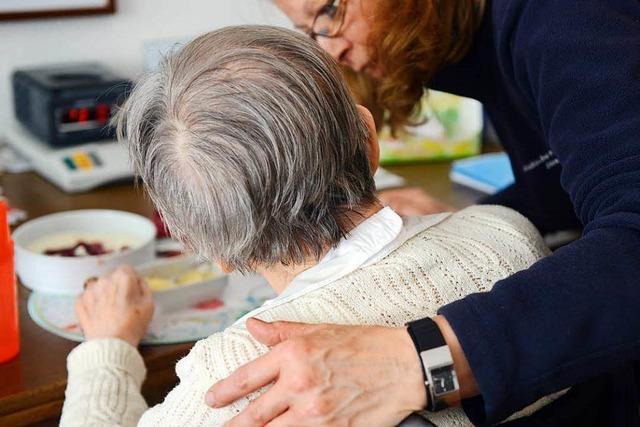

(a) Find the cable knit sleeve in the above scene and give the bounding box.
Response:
[60,338,148,427]
[61,328,269,427]
[138,326,268,426]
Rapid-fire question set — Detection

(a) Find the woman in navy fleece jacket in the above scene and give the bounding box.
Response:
[205,1,640,425]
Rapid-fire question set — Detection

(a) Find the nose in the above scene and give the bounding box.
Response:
[317,36,351,66]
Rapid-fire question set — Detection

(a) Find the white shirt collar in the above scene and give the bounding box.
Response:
[279,206,403,299]
[237,207,451,322]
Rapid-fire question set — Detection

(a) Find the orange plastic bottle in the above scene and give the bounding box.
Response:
[0,199,19,363]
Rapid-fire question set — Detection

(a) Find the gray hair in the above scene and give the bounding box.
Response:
[116,25,376,271]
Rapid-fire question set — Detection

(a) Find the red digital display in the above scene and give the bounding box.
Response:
[62,104,111,124]
[95,104,110,124]
[78,108,89,122]
[68,108,79,122]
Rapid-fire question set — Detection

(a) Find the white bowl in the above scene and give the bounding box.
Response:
[137,255,228,313]
[13,210,156,295]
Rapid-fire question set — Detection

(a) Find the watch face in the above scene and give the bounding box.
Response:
[431,366,457,396]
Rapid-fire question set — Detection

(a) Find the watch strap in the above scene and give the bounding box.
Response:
[407,317,446,350]
[407,317,458,412]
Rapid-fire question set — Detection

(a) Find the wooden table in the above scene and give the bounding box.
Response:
[0,164,483,426]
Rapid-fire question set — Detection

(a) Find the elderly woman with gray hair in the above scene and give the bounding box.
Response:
[61,25,551,426]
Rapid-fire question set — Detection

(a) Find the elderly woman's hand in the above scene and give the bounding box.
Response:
[76,265,154,347]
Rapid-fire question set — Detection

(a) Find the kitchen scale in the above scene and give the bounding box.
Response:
[6,63,134,192]
[5,121,132,193]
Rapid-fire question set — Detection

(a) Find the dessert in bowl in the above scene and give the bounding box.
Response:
[13,210,156,295]
[137,255,229,313]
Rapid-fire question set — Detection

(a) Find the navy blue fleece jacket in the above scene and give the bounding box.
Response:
[421,0,640,424]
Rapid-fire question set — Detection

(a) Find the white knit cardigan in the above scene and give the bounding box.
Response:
[60,205,552,426]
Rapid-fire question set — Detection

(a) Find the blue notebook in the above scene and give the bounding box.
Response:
[450,153,515,194]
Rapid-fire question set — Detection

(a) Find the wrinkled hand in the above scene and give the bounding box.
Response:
[207,319,426,427]
[378,187,453,216]
[76,265,154,347]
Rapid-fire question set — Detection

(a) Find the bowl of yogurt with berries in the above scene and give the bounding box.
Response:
[13,210,156,295]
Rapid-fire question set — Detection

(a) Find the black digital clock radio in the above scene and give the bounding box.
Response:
[12,63,133,147]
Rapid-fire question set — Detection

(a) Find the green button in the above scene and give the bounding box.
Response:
[63,157,77,170]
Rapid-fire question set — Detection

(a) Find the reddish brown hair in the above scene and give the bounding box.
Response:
[347,0,485,132]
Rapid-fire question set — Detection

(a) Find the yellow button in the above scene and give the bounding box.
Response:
[72,152,93,170]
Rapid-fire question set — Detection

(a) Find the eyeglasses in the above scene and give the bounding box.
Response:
[304,0,349,41]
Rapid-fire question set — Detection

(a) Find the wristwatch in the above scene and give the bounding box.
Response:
[406,318,459,412]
